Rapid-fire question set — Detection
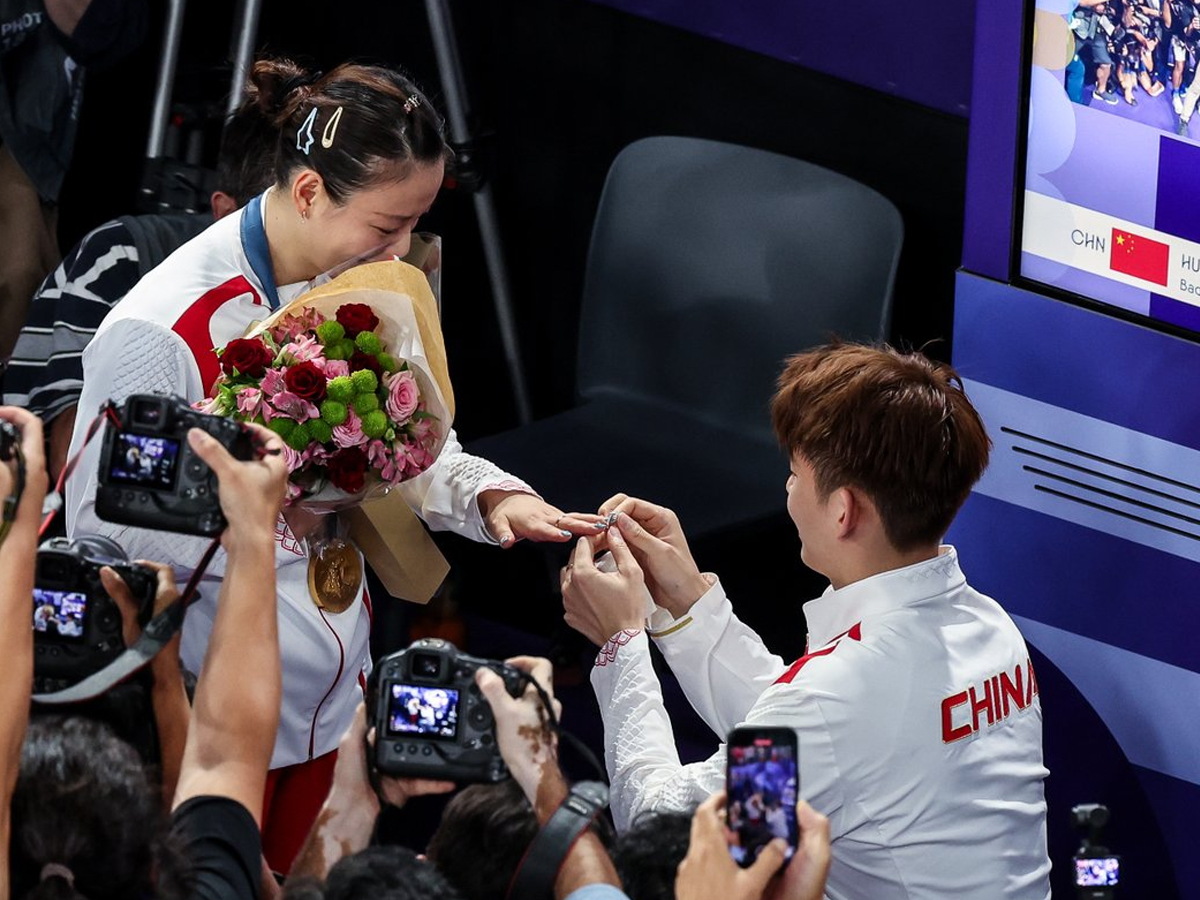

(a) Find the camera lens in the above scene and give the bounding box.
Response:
[132,399,164,428]
[412,652,441,679]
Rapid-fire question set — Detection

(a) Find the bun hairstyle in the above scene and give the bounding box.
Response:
[246,57,448,204]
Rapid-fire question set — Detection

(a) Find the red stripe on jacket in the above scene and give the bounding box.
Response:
[775,622,862,685]
[171,276,263,394]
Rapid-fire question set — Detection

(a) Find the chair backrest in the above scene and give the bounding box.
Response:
[577,136,903,444]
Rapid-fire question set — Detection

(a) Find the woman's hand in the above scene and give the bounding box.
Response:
[478,489,606,547]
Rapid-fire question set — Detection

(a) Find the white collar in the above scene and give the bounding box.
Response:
[801,545,965,648]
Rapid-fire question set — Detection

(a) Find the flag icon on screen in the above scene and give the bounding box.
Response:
[1110,228,1170,286]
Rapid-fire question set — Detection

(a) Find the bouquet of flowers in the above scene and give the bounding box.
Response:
[197,298,450,506]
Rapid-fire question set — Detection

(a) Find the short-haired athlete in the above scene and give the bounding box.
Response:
[561,342,1052,900]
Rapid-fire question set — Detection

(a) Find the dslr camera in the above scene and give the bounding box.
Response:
[371,638,525,782]
[33,536,156,693]
[96,394,254,537]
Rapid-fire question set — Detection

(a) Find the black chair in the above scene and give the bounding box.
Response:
[471,136,903,545]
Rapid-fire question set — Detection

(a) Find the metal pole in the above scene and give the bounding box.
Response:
[226,0,264,116]
[424,0,533,425]
[145,0,187,159]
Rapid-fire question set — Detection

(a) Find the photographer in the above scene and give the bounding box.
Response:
[286,656,622,900]
[1071,0,1119,103]
[8,421,291,900]
[0,407,48,899]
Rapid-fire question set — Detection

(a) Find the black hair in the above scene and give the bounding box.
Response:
[9,716,188,900]
[425,781,539,900]
[246,57,448,204]
[215,99,279,206]
[611,809,695,900]
[283,846,463,900]
[426,781,614,900]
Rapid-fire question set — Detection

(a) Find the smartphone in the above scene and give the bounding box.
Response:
[726,726,800,868]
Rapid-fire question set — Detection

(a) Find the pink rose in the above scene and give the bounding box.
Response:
[385,371,420,423]
[318,359,350,379]
[333,410,367,448]
[235,387,263,418]
[271,391,319,422]
[284,334,325,363]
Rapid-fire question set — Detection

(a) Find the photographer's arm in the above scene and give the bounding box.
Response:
[287,703,454,884]
[476,657,623,900]
[171,425,287,821]
[104,561,190,809]
[0,409,48,899]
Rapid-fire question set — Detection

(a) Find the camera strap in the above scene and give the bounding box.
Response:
[31,535,221,705]
[506,780,610,900]
[39,401,122,540]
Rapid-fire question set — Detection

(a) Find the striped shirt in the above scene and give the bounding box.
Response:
[4,213,206,421]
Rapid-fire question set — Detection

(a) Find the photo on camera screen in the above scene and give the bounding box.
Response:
[108,433,181,490]
[388,684,459,739]
[32,588,87,641]
[1075,856,1120,886]
[727,741,798,866]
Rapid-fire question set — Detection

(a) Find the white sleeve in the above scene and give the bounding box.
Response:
[590,629,725,831]
[65,317,219,579]
[647,580,787,738]
[394,426,538,545]
[591,628,847,838]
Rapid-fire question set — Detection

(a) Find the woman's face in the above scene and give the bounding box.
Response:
[306,159,445,277]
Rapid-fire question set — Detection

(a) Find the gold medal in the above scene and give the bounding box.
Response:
[307,538,363,614]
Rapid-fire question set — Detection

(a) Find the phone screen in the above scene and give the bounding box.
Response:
[727,727,799,867]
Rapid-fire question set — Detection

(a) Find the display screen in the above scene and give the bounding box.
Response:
[32,588,87,641]
[727,739,798,866]
[1075,855,1120,886]
[108,433,181,490]
[1019,0,1200,334]
[387,683,459,739]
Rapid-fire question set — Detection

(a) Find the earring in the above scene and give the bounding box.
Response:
[300,208,309,222]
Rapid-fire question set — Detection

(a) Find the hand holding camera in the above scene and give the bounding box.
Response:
[0,406,47,554]
[95,394,259,538]
[475,655,562,801]
[371,638,527,784]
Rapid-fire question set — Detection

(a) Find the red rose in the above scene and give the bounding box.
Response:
[283,360,327,402]
[336,303,380,337]
[348,350,383,378]
[327,446,369,493]
[220,338,273,378]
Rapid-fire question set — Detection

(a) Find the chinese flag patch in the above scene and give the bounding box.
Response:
[1110,228,1170,286]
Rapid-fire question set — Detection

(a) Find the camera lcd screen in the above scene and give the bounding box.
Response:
[1075,856,1120,886]
[728,741,798,866]
[32,588,87,641]
[108,433,181,490]
[387,684,459,740]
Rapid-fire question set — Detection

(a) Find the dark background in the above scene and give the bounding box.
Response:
[60,0,970,440]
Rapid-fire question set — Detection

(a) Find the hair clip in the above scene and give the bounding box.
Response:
[402,95,420,114]
[321,106,344,149]
[296,107,318,155]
